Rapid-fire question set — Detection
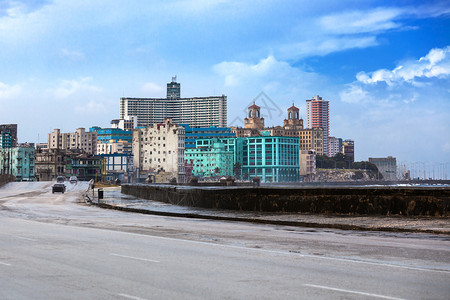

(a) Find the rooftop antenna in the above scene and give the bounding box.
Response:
[172,75,177,82]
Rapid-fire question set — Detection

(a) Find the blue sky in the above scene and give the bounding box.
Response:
[1,0,449,176]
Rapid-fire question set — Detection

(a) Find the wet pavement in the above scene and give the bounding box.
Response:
[95,187,450,235]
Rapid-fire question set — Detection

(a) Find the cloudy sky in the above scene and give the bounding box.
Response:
[1,0,449,175]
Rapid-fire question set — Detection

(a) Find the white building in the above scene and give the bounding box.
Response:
[328,136,342,157]
[111,116,137,131]
[48,128,97,155]
[132,119,185,183]
[120,79,227,128]
[97,140,131,155]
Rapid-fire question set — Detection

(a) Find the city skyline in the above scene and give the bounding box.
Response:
[0,0,449,169]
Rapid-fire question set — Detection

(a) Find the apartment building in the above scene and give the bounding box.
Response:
[132,119,185,183]
[48,128,97,155]
[120,79,227,128]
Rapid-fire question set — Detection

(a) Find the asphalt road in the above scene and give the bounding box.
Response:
[1,182,449,299]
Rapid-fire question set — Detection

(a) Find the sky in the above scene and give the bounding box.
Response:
[1,0,449,177]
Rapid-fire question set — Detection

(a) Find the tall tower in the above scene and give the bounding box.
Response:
[167,76,181,99]
[283,104,303,130]
[306,95,330,156]
[244,102,265,130]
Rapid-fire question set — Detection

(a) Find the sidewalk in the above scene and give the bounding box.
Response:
[90,187,450,235]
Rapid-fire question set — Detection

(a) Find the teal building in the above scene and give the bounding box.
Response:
[242,136,299,182]
[186,136,299,182]
[0,147,35,181]
[185,139,234,178]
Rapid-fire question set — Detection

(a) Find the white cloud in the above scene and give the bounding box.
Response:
[49,77,101,99]
[319,7,404,35]
[0,81,21,101]
[278,36,378,60]
[60,48,85,61]
[141,82,164,95]
[74,100,106,115]
[356,46,450,86]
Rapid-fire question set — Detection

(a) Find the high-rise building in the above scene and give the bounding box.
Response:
[48,128,97,155]
[0,124,18,148]
[167,76,181,99]
[306,95,330,156]
[120,79,227,128]
[328,136,342,157]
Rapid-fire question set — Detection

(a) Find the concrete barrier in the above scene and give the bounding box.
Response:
[121,184,450,217]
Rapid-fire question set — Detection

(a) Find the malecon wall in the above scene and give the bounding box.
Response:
[121,185,450,216]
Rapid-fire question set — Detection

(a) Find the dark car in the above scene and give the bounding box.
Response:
[56,176,65,183]
[52,183,66,194]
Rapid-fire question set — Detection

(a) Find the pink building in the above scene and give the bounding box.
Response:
[306,95,330,156]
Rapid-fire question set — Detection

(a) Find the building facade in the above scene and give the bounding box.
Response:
[96,140,131,155]
[180,124,236,149]
[0,124,18,148]
[299,149,316,181]
[99,153,133,183]
[132,119,185,183]
[242,136,299,183]
[298,128,324,155]
[184,139,234,178]
[0,147,35,181]
[342,139,355,162]
[120,80,227,128]
[111,116,137,131]
[328,136,343,157]
[369,156,397,181]
[306,95,330,156]
[35,148,67,181]
[48,128,97,155]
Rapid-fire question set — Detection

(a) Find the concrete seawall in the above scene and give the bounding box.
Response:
[121,184,450,217]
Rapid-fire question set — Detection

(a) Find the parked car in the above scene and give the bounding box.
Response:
[69,176,78,183]
[52,183,66,194]
[56,176,65,183]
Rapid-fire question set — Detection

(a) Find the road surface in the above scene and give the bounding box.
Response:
[1,182,449,299]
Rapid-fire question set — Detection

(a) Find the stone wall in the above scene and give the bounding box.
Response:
[121,185,450,217]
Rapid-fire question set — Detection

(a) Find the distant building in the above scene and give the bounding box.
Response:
[328,136,342,157]
[299,149,316,182]
[342,139,354,162]
[185,139,234,178]
[180,124,235,149]
[35,149,69,181]
[242,136,299,183]
[110,116,137,131]
[65,153,102,181]
[233,103,304,138]
[167,76,181,99]
[132,119,185,183]
[96,140,131,155]
[369,156,397,181]
[48,128,97,155]
[0,124,18,148]
[99,153,133,183]
[89,127,132,144]
[298,128,324,156]
[0,147,35,181]
[120,79,227,128]
[306,95,330,156]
